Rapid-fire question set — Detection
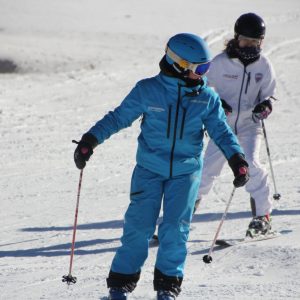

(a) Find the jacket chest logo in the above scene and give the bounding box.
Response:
[148,106,165,112]
[223,74,238,80]
[255,73,263,83]
[190,99,208,104]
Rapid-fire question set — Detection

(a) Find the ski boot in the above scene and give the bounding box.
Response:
[108,287,128,300]
[157,290,176,300]
[246,215,272,238]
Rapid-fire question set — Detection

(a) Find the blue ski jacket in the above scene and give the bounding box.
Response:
[88,73,243,178]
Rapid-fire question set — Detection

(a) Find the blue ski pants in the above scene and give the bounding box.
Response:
[111,164,201,277]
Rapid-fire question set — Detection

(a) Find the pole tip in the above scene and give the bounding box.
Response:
[62,274,77,285]
[203,255,213,264]
[273,193,281,200]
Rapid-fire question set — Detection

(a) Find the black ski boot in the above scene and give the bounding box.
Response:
[246,215,272,238]
[153,268,182,300]
[106,270,140,300]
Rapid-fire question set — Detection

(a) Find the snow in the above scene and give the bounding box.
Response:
[1,0,300,299]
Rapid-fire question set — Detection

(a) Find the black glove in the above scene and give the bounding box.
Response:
[252,99,272,122]
[221,99,233,116]
[228,153,249,187]
[73,133,98,169]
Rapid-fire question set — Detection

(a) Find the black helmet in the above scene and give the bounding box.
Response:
[234,13,266,39]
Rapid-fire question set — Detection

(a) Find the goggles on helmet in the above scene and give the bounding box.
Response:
[238,34,262,47]
[166,46,211,76]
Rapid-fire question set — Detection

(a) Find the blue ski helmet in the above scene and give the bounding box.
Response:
[165,33,212,76]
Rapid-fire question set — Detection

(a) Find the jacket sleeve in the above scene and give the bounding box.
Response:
[205,64,217,90]
[205,55,222,93]
[259,57,276,101]
[87,83,145,144]
[203,94,244,160]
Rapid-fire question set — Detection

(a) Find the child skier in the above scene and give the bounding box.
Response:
[73,33,249,300]
[195,13,277,238]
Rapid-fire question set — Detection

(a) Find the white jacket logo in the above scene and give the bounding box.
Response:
[190,99,208,104]
[148,106,165,112]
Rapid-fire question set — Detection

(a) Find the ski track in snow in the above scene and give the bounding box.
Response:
[1,1,300,299]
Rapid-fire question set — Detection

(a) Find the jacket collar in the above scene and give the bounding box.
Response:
[157,72,206,95]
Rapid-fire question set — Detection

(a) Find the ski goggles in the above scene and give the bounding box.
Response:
[238,35,262,47]
[166,46,211,76]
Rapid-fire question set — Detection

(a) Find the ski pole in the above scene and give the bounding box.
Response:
[261,120,281,200]
[203,186,236,264]
[62,169,84,285]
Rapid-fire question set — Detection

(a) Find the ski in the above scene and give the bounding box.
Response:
[216,231,280,247]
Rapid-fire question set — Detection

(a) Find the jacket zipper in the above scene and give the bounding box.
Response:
[245,71,251,94]
[234,66,247,134]
[169,85,182,178]
[180,108,186,139]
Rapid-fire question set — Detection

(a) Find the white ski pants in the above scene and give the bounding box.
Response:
[198,130,272,217]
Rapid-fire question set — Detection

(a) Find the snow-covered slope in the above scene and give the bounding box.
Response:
[1,1,300,299]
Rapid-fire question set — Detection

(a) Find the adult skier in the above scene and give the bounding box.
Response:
[195,13,277,238]
[73,33,249,300]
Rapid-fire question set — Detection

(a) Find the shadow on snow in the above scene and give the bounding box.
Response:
[0,238,119,257]
[1,209,298,258]
[20,208,300,232]
[21,219,125,232]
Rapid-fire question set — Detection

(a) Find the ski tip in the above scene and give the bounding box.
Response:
[245,230,280,239]
[215,239,233,247]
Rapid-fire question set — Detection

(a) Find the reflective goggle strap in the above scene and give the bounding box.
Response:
[238,34,263,42]
[166,46,192,70]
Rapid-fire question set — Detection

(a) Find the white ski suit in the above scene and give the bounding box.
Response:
[197,51,276,217]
